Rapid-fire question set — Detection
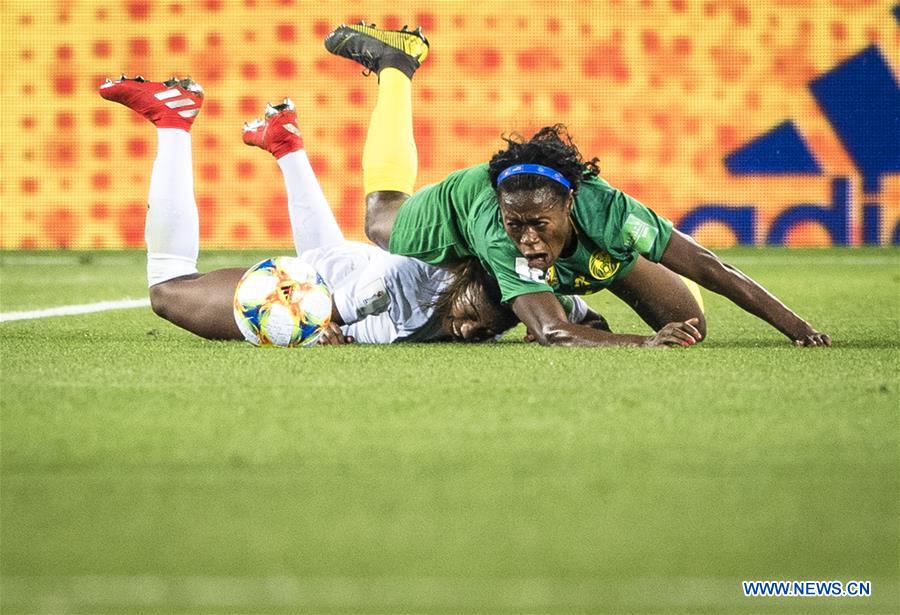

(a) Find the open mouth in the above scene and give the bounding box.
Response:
[524,252,550,268]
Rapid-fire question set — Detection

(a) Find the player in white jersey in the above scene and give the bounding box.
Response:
[99,75,601,344]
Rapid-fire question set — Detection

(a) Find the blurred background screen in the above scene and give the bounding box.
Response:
[2,0,897,250]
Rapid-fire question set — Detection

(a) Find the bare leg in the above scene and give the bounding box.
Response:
[609,256,707,338]
[149,268,245,340]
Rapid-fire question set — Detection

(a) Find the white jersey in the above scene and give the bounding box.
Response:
[298,241,451,344]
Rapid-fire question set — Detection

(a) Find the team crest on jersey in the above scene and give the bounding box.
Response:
[588,250,619,280]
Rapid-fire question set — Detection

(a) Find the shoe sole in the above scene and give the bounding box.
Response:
[326,23,429,64]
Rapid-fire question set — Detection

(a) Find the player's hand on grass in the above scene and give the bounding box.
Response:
[643,318,703,348]
[792,327,832,347]
[787,321,831,347]
[317,322,355,345]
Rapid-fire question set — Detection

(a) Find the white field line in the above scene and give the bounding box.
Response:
[0,255,280,267]
[0,298,150,323]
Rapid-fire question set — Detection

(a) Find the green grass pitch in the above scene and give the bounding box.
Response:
[1,248,898,613]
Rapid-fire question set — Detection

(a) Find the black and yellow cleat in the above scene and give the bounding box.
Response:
[324,22,429,79]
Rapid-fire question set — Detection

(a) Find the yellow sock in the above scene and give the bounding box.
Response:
[363,68,417,195]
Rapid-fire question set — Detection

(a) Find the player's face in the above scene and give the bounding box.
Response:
[444,283,515,343]
[499,187,574,271]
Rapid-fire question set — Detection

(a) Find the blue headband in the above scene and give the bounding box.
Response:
[496,164,572,191]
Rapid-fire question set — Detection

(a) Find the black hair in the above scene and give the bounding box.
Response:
[488,124,600,199]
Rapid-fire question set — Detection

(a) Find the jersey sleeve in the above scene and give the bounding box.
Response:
[603,190,674,263]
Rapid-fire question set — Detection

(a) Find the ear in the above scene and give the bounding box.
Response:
[565,191,574,212]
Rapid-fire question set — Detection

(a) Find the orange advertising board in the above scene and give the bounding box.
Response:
[1,1,897,249]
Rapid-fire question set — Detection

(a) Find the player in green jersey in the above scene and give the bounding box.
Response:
[324,22,830,348]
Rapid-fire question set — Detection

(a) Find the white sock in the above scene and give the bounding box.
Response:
[145,128,199,286]
[277,150,344,253]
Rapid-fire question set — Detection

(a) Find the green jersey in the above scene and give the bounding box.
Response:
[389,164,674,302]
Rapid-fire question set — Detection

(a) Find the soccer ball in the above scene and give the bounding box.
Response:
[233,256,332,347]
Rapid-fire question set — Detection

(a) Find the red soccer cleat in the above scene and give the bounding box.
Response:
[242,98,304,159]
[99,75,203,131]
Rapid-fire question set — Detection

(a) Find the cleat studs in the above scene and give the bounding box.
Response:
[282,97,295,110]
[183,79,204,96]
[243,117,266,131]
[264,103,278,118]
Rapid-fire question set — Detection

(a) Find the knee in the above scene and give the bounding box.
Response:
[148,283,173,320]
[364,191,406,249]
[363,215,391,250]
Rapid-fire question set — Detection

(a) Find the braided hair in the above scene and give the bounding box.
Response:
[488,124,600,200]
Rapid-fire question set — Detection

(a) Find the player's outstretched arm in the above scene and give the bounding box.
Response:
[659,230,831,347]
[512,292,702,348]
[521,296,610,342]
